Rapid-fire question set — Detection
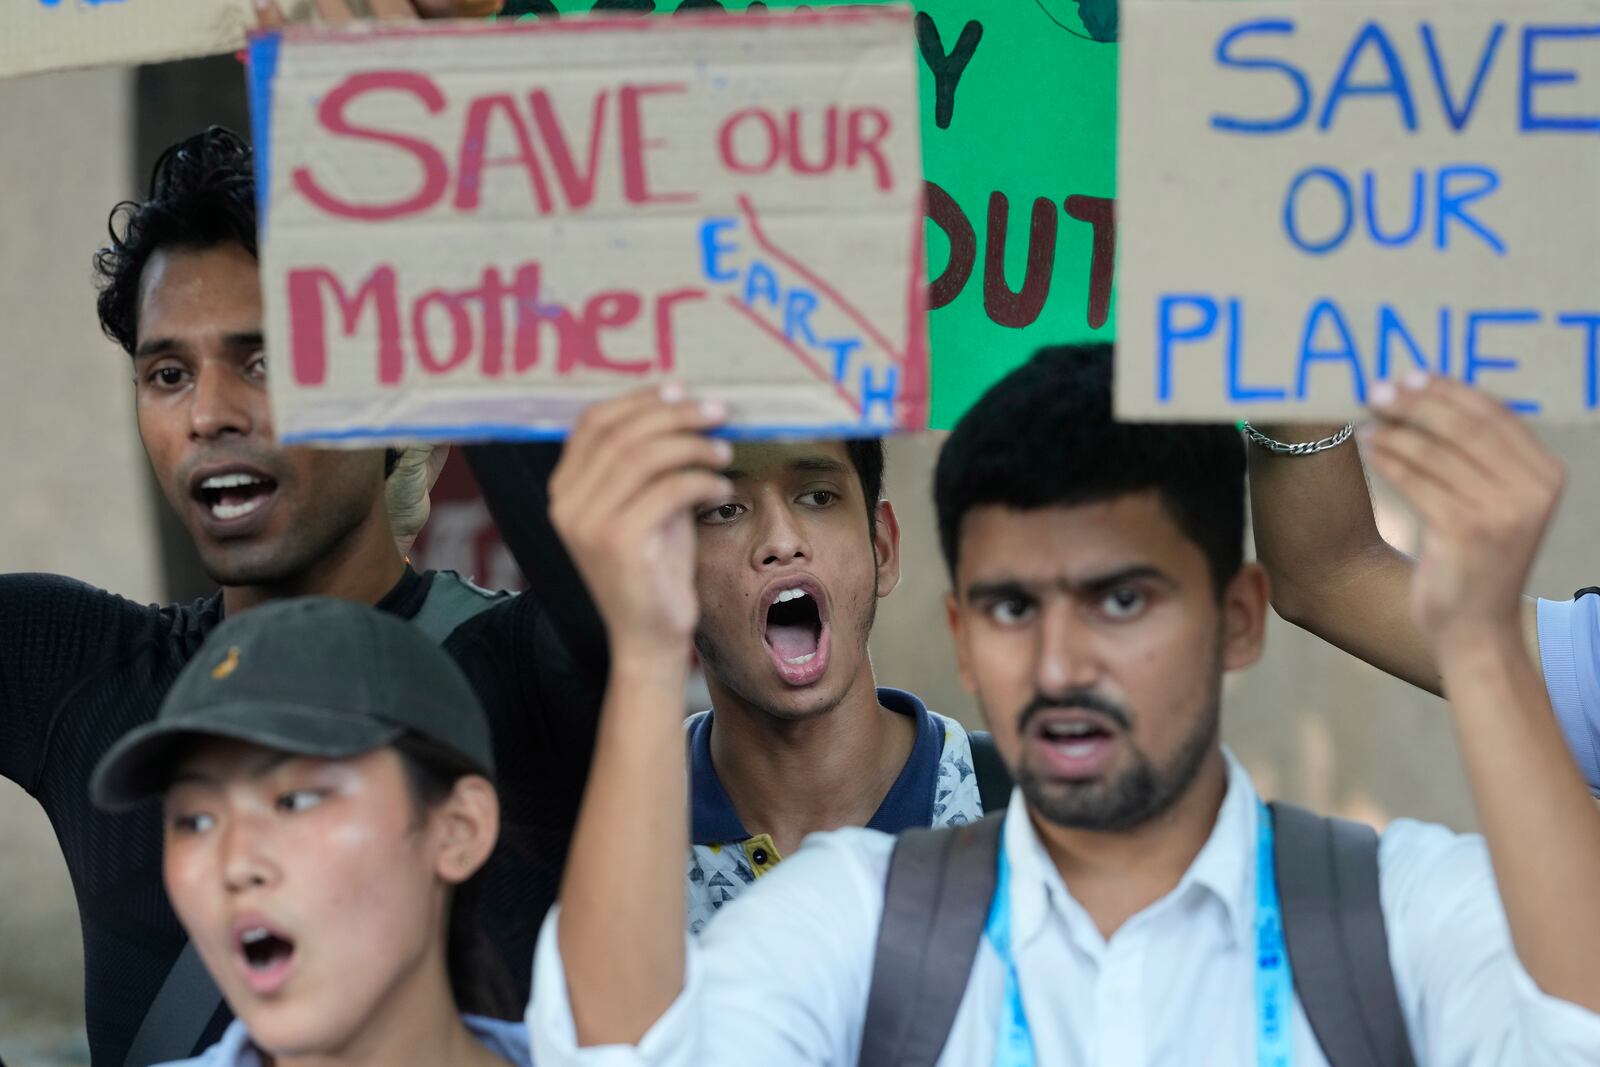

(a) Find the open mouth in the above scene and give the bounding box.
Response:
[766,588,822,665]
[241,926,294,970]
[1031,713,1120,778]
[761,581,831,686]
[192,470,278,525]
[236,922,297,996]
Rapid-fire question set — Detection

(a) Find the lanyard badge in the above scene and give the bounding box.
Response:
[982,802,1296,1067]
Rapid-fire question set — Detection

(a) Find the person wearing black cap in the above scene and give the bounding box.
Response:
[92,597,530,1067]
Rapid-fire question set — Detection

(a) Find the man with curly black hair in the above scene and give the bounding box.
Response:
[0,125,606,1066]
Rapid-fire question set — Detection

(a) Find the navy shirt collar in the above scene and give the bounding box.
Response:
[689,687,942,846]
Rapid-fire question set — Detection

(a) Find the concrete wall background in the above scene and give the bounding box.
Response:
[0,66,147,1067]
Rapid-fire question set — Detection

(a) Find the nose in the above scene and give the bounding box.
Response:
[752,496,811,569]
[188,362,254,442]
[1033,598,1102,694]
[220,813,278,895]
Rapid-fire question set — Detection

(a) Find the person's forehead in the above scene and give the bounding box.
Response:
[726,440,854,482]
[167,736,293,785]
[136,243,262,348]
[955,493,1198,584]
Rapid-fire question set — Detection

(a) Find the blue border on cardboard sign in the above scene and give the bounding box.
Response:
[282,421,893,444]
[246,31,282,231]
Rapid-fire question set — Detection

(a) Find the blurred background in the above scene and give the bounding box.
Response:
[3,49,1598,1067]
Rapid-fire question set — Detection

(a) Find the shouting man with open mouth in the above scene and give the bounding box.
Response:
[549,390,1011,934]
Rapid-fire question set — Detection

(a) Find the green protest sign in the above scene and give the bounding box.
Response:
[502,0,1117,428]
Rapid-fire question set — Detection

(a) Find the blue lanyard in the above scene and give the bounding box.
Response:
[983,802,1295,1067]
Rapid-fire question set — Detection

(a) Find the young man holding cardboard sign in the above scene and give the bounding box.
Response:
[547,387,1002,934]
[531,346,1600,1066]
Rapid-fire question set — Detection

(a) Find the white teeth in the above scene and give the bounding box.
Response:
[783,652,817,666]
[775,589,809,604]
[212,497,265,522]
[241,927,271,946]
[202,473,264,490]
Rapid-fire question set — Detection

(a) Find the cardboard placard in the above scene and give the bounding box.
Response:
[251,10,927,444]
[1118,0,1600,421]
[521,0,1119,429]
[2,0,317,81]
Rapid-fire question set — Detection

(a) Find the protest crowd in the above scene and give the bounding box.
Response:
[5,1,1600,1066]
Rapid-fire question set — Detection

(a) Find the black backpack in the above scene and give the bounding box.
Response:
[858,805,1418,1067]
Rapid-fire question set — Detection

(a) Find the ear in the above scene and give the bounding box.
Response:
[1220,562,1271,673]
[945,590,978,696]
[430,775,500,886]
[871,499,902,600]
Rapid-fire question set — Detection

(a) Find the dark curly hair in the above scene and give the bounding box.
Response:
[94,126,258,357]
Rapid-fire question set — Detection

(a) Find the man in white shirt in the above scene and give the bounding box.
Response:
[530,345,1600,1065]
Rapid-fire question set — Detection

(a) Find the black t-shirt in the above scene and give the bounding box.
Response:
[1,551,602,1061]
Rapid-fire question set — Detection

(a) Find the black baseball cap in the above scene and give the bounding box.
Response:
[91,597,494,812]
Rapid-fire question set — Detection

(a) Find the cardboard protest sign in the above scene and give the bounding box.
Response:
[514,0,1119,429]
[2,0,317,81]
[250,10,926,444]
[1118,0,1600,421]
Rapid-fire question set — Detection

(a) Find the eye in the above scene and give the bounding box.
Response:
[988,597,1036,626]
[698,502,746,526]
[275,790,324,814]
[799,490,836,508]
[169,811,216,835]
[245,352,267,381]
[145,365,189,389]
[1099,587,1147,620]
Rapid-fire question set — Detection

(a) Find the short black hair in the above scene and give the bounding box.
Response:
[95,126,257,356]
[844,438,886,525]
[934,344,1246,596]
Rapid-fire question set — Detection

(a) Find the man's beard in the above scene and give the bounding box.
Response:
[1007,669,1223,833]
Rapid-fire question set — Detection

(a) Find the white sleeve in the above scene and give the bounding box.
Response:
[1537,596,1600,795]
[527,828,896,1067]
[1380,819,1600,1065]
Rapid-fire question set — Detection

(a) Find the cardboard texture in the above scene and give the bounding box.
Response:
[531,0,1119,430]
[252,10,925,445]
[1118,0,1600,421]
[3,0,317,80]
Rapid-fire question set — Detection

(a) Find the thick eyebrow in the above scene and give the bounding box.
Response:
[132,330,264,361]
[963,564,1174,604]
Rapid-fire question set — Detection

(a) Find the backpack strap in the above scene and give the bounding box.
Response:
[967,731,1014,814]
[122,941,220,1067]
[858,813,1005,1067]
[408,570,506,644]
[126,572,504,1066]
[1270,801,1417,1067]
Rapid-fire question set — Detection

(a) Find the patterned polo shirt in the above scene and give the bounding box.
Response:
[684,687,985,934]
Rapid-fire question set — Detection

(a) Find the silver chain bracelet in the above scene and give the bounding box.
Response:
[1239,421,1355,456]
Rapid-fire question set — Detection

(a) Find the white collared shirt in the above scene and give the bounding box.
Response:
[529,751,1600,1066]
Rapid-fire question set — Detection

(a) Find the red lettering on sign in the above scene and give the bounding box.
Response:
[294,73,450,221]
[529,88,610,210]
[716,106,894,190]
[456,93,556,214]
[619,84,694,205]
[287,266,404,384]
[287,262,707,387]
